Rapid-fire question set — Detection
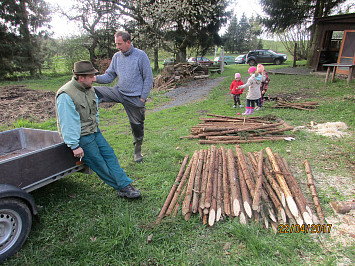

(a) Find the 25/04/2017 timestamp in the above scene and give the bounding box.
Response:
[278,224,332,234]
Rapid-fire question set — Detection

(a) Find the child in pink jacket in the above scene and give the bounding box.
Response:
[256,64,270,110]
[230,73,244,108]
[239,67,265,115]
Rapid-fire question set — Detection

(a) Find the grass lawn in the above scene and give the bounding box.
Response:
[1,61,354,265]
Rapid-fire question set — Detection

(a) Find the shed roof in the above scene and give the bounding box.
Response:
[315,13,355,24]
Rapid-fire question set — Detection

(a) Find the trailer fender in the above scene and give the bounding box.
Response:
[0,184,38,216]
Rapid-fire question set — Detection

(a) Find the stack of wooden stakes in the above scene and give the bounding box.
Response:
[153,63,208,91]
[272,100,319,110]
[181,114,295,144]
[157,145,324,232]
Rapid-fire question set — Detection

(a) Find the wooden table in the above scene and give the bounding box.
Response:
[323,63,355,84]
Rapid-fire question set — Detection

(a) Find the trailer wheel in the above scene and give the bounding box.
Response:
[0,199,32,262]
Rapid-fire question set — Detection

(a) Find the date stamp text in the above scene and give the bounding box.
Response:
[278,224,332,234]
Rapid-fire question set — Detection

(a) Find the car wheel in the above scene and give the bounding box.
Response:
[248,60,256,66]
[274,59,282,65]
[0,199,32,262]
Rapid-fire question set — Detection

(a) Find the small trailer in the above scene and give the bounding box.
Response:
[0,128,90,262]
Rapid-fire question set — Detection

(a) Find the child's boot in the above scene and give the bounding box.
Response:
[250,107,255,115]
[242,107,250,115]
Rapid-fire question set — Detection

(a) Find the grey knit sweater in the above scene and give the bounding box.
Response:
[95,45,153,100]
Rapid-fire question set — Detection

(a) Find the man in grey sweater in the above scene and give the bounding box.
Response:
[94,31,153,163]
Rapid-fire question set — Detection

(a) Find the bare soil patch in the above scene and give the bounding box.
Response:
[0,85,56,126]
[0,78,226,125]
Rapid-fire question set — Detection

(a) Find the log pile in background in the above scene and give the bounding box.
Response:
[272,100,319,110]
[157,145,323,232]
[153,63,209,91]
[180,114,295,144]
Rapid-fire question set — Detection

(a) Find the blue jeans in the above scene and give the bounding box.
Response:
[79,129,132,190]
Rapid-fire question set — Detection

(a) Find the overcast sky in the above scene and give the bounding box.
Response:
[46,0,354,39]
[46,0,264,38]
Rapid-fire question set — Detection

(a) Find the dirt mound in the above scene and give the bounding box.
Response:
[0,86,56,126]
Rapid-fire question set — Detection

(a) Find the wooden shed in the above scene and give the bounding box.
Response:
[312,13,355,75]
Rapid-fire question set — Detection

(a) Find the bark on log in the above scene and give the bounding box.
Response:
[166,153,194,215]
[221,146,231,216]
[157,154,189,222]
[199,149,211,210]
[265,147,300,219]
[251,152,287,223]
[282,157,318,223]
[192,150,205,213]
[275,153,312,225]
[204,145,217,209]
[209,149,219,226]
[203,214,208,225]
[245,153,277,223]
[252,150,264,211]
[182,151,199,216]
[260,207,269,229]
[200,136,289,144]
[263,156,286,207]
[216,149,223,221]
[304,160,325,224]
[172,183,188,217]
[235,145,255,197]
[227,148,241,217]
[237,160,253,218]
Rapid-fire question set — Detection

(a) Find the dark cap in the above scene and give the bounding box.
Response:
[72,60,98,75]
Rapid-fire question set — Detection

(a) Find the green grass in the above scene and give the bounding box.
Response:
[1,61,354,265]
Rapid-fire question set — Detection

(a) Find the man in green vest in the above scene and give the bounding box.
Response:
[56,60,141,199]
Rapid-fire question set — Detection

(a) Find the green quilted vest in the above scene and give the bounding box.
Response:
[56,77,98,137]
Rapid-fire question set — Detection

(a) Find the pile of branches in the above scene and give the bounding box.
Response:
[181,114,295,144]
[153,63,209,91]
[272,100,319,110]
[157,145,325,232]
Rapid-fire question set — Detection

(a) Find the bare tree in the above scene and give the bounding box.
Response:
[116,0,229,65]
[277,25,311,61]
[60,0,121,66]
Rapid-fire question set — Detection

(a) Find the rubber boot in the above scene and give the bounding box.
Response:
[134,141,143,163]
[250,107,255,115]
[242,107,250,115]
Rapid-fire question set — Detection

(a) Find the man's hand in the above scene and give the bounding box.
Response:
[73,147,84,159]
[140,98,146,103]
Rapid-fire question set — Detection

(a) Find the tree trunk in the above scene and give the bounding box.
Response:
[306,0,324,69]
[154,47,159,71]
[88,36,99,69]
[19,0,36,77]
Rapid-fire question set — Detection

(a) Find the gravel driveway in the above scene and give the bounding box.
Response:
[151,76,226,112]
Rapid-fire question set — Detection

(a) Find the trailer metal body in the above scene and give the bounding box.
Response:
[0,128,89,262]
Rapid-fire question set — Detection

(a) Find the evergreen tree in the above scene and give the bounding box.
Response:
[223,14,262,53]
[0,0,51,78]
[223,16,239,53]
